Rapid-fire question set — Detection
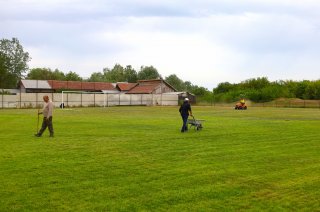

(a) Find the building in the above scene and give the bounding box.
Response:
[18,80,119,93]
[19,80,53,93]
[165,91,196,104]
[18,79,178,95]
[47,80,119,93]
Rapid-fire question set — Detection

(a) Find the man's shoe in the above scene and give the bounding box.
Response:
[34,134,41,137]
[49,134,54,137]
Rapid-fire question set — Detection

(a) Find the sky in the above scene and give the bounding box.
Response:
[1,0,320,89]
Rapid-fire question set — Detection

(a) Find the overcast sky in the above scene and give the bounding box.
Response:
[1,0,320,89]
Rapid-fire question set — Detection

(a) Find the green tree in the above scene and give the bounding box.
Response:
[304,80,320,100]
[88,65,138,83]
[65,71,82,81]
[137,66,161,80]
[27,68,67,80]
[27,68,53,80]
[190,85,210,96]
[165,74,186,91]
[214,82,235,94]
[184,81,193,92]
[102,64,126,82]
[88,72,105,82]
[124,65,137,83]
[51,69,65,80]
[0,53,15,88]
[241,77,270,90]
[296,80,310,99]
[281,80,297,98]
[0,38,31,88]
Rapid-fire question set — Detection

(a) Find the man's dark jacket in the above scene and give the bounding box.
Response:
[179,102,191,116]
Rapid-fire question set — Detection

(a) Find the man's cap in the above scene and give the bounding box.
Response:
[184,98,189,101]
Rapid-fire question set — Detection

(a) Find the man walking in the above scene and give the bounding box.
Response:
[35,95,54,137]
[179,98,193,132]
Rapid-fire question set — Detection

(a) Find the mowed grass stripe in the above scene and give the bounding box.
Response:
[0,106,319,211]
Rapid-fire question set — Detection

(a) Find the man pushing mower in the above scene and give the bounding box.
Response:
[179,98,193,132]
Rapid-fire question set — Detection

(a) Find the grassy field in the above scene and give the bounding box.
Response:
[0,106,319,211]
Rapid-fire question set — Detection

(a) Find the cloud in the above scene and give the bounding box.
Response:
[1,0,320,89]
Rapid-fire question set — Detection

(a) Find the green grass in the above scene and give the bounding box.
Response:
[0,106,319,211]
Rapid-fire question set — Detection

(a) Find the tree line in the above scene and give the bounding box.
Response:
[0,37,210,97]
[26,65,210,97]
[1,38,319,102]
[214,77,320,102]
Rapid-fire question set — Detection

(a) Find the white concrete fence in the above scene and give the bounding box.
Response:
[0,93,178,108]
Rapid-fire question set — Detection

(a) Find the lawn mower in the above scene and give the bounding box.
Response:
[235,99,247,110]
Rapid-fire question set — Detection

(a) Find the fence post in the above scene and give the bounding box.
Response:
[1,92,3,109]
[130,94,132,106]
[51,93,54,107]
[152,94,154,106]
[19,88,22,109]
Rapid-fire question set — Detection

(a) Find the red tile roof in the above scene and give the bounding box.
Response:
[47,80,116,91]
[126,79,176,94]
[93,82,116,90]
[117,83,137,91]
[21,79,176,94]
[126,84,158,94]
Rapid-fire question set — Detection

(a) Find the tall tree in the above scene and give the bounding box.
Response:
[0,53,14,87]
[165,74,186,91]
[27,68,53,80]
[137,66,161,80]
[124,65,137,83]
[0,38,31,88]
[214,82,235,94]
[88,72,105,82]
[51,69,65,80]
[27,68,68,80]
[241,77,270,90]
[101,64,125,82]
[65,71,82,81]
[184,81,193,92]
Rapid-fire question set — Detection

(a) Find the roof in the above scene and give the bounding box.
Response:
[116,83,137,91]
[1,89,20,94]
[20,80,52,89]
[165,92,186,94]
[47,80,116,91]
[138,79,177,91]
[126,79,177,94]
[126,84,157,94]
[165,91,195,96]
[18,79,177,94]
[94,82,116,90]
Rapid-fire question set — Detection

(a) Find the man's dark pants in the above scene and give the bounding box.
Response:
[181,115,189,132]
[38,117,54,136]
